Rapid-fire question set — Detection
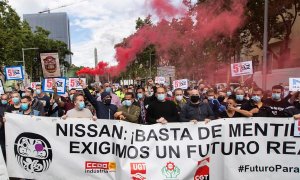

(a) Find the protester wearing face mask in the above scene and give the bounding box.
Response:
[82,82,118,119]
[218,96,244,118]
[114,92,140,123]
[263,85,291,117]
[173,88,187,113]
[62,94,95,119]
[10,92,21,113]
[180,89,214,124]
[147,87,179,124]
[0,94,12,160]
[15,85,44,116]
[235,89,249,109]
[135,87,150,124]
[239,88,266,117]
[97,82,122,108]
[35,84,50,115]
[206,89,226,119]
[18,96,41,116]
[283,91,300,117]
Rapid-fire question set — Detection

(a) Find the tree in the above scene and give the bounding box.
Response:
[0,0,72,81]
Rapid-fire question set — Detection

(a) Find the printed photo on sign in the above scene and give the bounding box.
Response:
[231,61,253,77]
[42,78,66,94]
[68,78,86,89]
[289,78,300,91]
[30,82,41,90]
[0,80,4,95]
[40,52,61,78]
[4,66,24,80]
[173,79,188,90]
[155,77,166,84]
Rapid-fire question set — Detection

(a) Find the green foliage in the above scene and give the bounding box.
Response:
[0,1,72,81]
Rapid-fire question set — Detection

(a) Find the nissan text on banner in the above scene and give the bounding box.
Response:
[5,113,300,180]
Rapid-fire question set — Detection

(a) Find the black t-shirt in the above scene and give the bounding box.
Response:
[219,110,242,118]
[236,99,249,109]
[262,98,291,117]
[241,100,258,111]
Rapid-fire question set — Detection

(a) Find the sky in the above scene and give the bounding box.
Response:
[7,0,162,67]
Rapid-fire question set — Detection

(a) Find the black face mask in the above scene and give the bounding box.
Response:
[218,96,225,102]
[294,101,300,109]
[190,95,200,103]
[103,99,111,105]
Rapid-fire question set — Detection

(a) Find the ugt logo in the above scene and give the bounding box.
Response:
[14,132,52,173]
[161,162,180,179]
[131,162,146,180]
[194,157,210,180]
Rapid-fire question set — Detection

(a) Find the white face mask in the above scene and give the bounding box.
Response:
[175,95,183,102]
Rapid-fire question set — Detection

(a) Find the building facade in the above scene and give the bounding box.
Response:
[23,12,72,64]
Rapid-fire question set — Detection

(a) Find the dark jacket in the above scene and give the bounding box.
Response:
[147,100,179,124]
[83,88,117,119]
[180,102,214,122]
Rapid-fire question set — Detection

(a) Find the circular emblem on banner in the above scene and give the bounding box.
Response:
[14,132,52,173]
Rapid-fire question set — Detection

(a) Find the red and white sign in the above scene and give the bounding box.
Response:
[131,163,146,180]
[42,78,66,94]
[155,77,166,84]
[294,119,300,137]
[231,61,253,77]
[30,82,41,90]
[4,66,24,80]
[194,157,209,180]
[68,78,86,89]
[173,79,188,90]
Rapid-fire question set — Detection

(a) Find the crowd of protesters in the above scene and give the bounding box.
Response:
[1,78,300,160]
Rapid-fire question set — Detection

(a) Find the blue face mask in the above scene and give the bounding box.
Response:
[251,95,261,103]
[21,103,29,111]
[78,102,85,110]
[272,93,281,100]
[105,87,112,93]
[137,93,144,99]
[236,95,244,101]
[226,91,232,96]
[1,100,8,105]
[36,89,41,95]
[12,98,20,104]
[157,94,166,101]
[124,100,132,107]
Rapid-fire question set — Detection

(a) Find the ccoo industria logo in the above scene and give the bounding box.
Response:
[14,132,52,173]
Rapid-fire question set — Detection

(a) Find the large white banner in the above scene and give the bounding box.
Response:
[4,113,300,180]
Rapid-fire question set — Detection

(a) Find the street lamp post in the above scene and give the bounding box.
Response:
[262,0,268,90]
[15,48,39,86]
